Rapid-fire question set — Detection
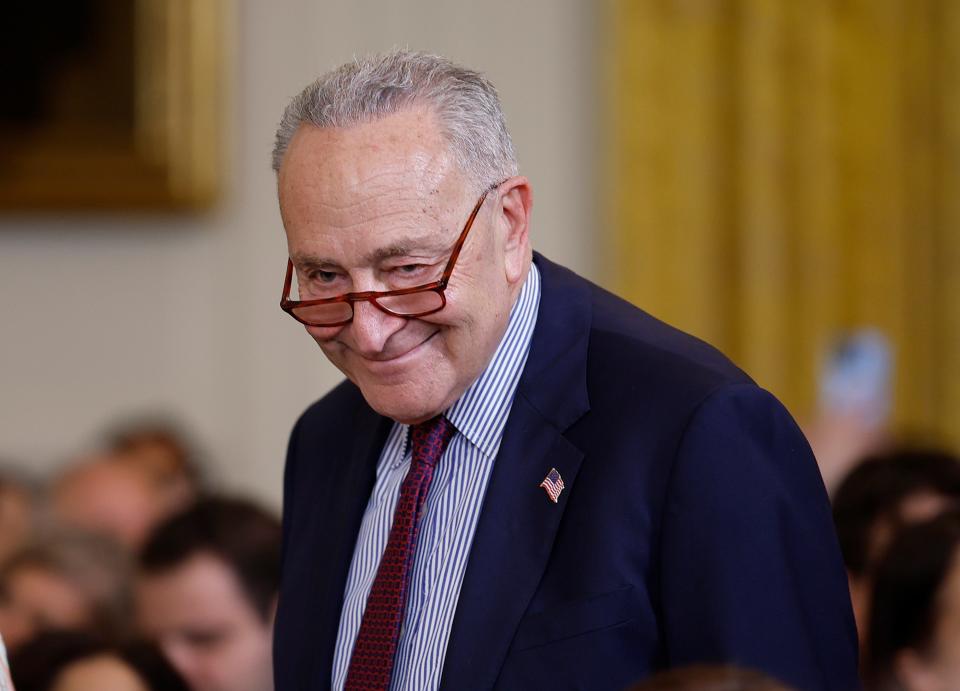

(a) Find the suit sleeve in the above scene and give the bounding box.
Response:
[659,383,860,691]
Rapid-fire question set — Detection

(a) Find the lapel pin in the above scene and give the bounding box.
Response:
[539,467,565,503]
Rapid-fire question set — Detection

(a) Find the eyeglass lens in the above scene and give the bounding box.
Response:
[291,289,445,326]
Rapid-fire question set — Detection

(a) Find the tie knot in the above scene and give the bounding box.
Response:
[410,415,456,469]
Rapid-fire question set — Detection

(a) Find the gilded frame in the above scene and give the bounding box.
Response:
[0,0,223,210]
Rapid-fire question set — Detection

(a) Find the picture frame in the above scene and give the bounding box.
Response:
[0,0,223,210]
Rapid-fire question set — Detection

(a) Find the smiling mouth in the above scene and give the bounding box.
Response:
[359,331,439,364]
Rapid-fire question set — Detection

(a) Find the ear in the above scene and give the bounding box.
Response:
[896,648,942,691]
[495,176,533,284]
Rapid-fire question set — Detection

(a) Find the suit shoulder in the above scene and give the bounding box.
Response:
[586,281,752,396]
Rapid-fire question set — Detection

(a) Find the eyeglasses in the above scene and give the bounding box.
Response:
[280,181,500,327]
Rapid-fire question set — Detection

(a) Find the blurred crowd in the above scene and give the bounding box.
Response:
[3,411,960,691]
[0,419,279,691]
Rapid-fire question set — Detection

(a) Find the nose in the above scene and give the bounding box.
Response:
[346,300,408,357]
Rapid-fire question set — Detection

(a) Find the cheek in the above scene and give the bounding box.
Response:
[308,328,349,361]
[306,324,342,342]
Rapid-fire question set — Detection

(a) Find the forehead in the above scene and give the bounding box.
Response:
[138,553,257,624]
[281,108,451,187]
[278,109,470,252]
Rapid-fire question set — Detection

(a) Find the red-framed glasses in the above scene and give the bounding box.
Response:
[281,181,500,327]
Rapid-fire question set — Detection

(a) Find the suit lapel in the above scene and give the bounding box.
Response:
[439,254,592,690]
[308,400,392,688]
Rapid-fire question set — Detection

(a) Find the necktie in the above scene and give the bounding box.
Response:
[345,415,456,691]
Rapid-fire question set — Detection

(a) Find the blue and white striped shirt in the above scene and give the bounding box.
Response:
[331,264,541,691]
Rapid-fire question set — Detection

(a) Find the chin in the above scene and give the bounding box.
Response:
[360,382,450,425]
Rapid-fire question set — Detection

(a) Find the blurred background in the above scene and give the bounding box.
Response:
[3,0,957,508]
[604,0,960,484]
[0,1,959,689]
[0,0,600,507]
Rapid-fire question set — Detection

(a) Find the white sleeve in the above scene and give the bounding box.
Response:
[0,633,12,691]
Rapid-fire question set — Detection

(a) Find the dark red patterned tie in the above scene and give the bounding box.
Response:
[344,415,456,691]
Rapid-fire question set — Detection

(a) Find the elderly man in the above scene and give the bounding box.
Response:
[271,51,859,691]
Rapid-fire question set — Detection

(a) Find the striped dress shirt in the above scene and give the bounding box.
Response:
[331,264,542,691]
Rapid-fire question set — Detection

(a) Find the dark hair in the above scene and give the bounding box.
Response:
[833,447,960,576]
[139,496,281,620]
[102,415,206,490]
[626,665,794,691]
[865,510,960,689]
[10,630,189,691]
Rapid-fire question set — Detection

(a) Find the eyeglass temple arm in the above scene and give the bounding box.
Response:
[439,179,505,284]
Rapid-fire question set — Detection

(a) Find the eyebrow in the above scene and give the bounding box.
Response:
[292,236,449,271]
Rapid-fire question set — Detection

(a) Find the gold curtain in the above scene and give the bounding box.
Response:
[603,0,960,448]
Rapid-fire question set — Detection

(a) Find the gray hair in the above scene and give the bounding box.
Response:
[271,50,518,190]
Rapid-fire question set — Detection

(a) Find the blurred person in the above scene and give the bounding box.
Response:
[627,665,794,691]
[101,417,206,517]
[832,448,960,643]
[0,471,37,566]
[865,510,960,691]
[0,531,131,652]
[10,630,188,691]
[136,497,279,691]
[51,417,205,550]
[271,49,857,691]
[51,455,166,549]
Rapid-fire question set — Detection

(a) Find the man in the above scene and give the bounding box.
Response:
[136,497,280,691]
[272,51,859,691]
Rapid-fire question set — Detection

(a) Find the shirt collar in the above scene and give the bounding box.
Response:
[443,263,541,458]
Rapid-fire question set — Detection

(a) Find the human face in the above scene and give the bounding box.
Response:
[278,108,531,424]
[136,553,274,691]
[0,565,92,651]
[53,457,162,549]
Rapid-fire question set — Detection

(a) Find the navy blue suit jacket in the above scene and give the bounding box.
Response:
[274,254,860,691]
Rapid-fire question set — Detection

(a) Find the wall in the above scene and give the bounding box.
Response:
[0,0,598,508]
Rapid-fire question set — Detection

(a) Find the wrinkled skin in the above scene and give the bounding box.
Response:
[277,107,532,424]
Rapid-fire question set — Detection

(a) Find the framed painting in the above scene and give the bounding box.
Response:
[0,0,223,210]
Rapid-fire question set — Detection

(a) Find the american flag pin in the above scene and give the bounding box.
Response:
[539,467,565,503]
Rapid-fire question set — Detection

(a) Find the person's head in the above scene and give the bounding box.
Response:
[273,50,533,424]
[626,665,794,691]
[0,531,132,652]
[51,456,164,549]
[832,447,960,639]
[102,416,205,515]
[0,469,37,565]
[866,510,960,691]
[10,630,188,691]
[136,497,280,691]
